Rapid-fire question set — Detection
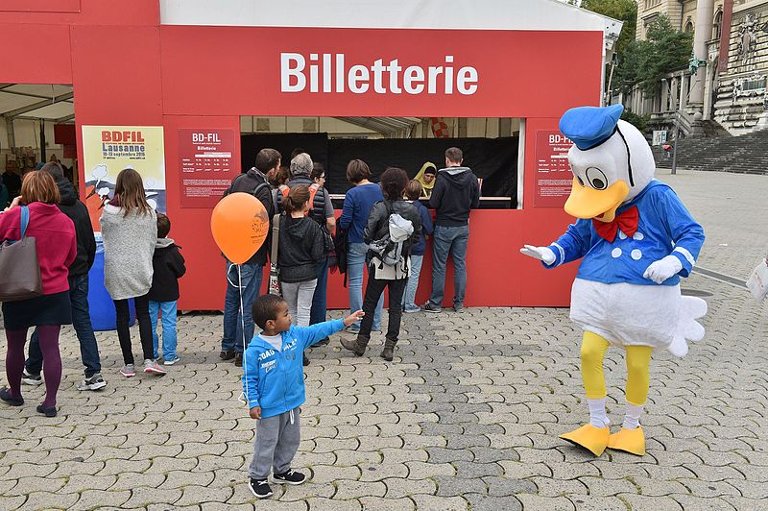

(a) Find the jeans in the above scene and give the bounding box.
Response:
[26,274,101,378]
[359,274,407,343]
[347,243,382,330]
[402,254,424,309]
[281,279,318,327]
[428,225,470,308]
[309,256,329,326]
[115,294,153,365]
[149,300,178,360]
[222,262,263,354]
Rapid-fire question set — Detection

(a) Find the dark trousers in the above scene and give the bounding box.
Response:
[26,274,102,378]
[115,294,154,365]
[359,272,407,343]
[310,256,329,326]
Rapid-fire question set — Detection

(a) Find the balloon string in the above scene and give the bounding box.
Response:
[238,264,249,406]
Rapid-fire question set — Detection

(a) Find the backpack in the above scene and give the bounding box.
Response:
[368,205,414,269]
[280,184,319,218]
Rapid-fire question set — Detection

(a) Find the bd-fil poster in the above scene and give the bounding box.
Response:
[81,126,166,230]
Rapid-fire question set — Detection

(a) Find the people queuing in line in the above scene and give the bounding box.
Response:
[338,159,385,333]
[424,147,481,314]
[276,153,336,350]
[277,185,327,347]
[101,168,165,377]
[340,167,421,361]
[220,148,279,367]
[0,171,77,417]
[402,179,434,313]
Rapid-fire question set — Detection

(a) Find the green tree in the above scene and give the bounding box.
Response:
[581,0,637,57]
[615,15,692,95]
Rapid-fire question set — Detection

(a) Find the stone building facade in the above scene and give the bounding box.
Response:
[629,0,767,135]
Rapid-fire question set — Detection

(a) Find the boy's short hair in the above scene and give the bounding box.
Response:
[405,179,423,200]
[252,294,286,330]
[156,212,171,238]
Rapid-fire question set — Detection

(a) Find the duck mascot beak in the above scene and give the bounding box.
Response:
[559,104,630,223]
[565,178,629,223]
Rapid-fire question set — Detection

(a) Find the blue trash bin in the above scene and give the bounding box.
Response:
[88,237,135,331]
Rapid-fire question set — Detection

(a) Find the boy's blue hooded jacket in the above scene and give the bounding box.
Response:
[242,319,344,419]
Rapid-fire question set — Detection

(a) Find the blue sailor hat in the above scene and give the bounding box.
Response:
[559,104,624,151]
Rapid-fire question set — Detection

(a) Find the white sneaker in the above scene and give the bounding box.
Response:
[163,356,180,366]
[22,369,43,386]
[77,373,107,391]
[143,359,167,375]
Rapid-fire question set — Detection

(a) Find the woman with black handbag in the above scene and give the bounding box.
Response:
[0,171,77,417]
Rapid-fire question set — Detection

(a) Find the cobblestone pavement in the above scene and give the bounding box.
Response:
[2,170,768,510]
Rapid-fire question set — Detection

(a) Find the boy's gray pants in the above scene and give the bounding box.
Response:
[248,407,301,480]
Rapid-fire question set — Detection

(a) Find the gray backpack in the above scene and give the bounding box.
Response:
[369,206,414,268]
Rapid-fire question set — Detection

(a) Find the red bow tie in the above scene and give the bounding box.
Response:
[592,206,639,242]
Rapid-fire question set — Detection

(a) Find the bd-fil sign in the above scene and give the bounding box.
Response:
[281,53,479,95]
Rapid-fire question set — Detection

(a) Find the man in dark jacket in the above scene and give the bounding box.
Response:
[220,148,279,366]
[424,147,480,314]
[22,162,105,390]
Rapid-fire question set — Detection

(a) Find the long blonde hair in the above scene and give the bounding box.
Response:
[114,168,152,217]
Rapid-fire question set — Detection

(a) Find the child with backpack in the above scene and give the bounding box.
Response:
[340,167,421,361]
[148,212,186,365]
[403,180,434,313]
[244,294,364,498]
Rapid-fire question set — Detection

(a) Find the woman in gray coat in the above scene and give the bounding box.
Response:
[100,168,163,377]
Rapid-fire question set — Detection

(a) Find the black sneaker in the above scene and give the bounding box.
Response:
[273,469,306,485]
[249,479,273,498]
[423,303,442,313]
[0,388,23,406]
[234,352,243,367]
[36,404,57,417]
[220,349,235,361]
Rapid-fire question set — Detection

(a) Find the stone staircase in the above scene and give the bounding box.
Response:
[654,128,768,175]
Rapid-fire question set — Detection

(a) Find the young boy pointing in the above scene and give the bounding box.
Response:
[244,294,364,498]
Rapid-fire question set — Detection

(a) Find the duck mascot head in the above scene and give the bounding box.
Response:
[521,105,706,457]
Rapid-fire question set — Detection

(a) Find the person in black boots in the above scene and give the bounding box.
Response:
[340,167,421,361]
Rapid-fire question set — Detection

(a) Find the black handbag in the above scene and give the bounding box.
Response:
[0,206,43,302]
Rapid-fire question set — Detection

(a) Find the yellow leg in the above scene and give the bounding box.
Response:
[607,345,653,456]
[581,331,610,399]
[625,345,652,406]
[560,332,611,456]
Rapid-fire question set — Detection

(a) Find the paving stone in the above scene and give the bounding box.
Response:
[71,490,132,510]
[382,477,438,499]
[359,496,415,511]
[22,491,78,510]
[333,480,388,499]
[410,495,468,511]
[512,494,577,511]
[483,476,537,496]
[303,497,362,511]
[464,494,523,511]
[568,496,629,511]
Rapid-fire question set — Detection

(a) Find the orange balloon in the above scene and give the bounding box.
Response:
[210,192,270,265]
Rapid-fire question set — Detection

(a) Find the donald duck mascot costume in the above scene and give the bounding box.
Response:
[521,105,706,457]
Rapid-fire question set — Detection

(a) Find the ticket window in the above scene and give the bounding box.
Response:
[240,116,524,209]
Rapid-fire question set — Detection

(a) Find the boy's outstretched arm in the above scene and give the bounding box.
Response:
[299,311,365,349]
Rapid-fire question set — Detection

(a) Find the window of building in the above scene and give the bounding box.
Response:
[713,9,723,40]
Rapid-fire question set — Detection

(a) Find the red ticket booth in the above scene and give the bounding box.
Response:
[0,0,619,310]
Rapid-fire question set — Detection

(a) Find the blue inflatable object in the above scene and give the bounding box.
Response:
[88,239,135,331]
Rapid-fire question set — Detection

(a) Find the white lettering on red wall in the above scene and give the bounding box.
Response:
[280,53,479,95]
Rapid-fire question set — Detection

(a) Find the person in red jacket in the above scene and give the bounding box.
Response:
[0,171,76,418]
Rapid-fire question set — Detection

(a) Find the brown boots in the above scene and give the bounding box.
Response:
[380,338,397,361]
[340,335,398,361]
[340,334,369,356]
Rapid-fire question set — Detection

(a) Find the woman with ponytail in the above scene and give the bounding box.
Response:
[278,185,326,333]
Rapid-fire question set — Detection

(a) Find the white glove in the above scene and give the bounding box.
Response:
[520,245,556,265]
[643,255,683,284]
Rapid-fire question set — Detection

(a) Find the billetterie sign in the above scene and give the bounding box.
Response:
[281,53,479,95]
